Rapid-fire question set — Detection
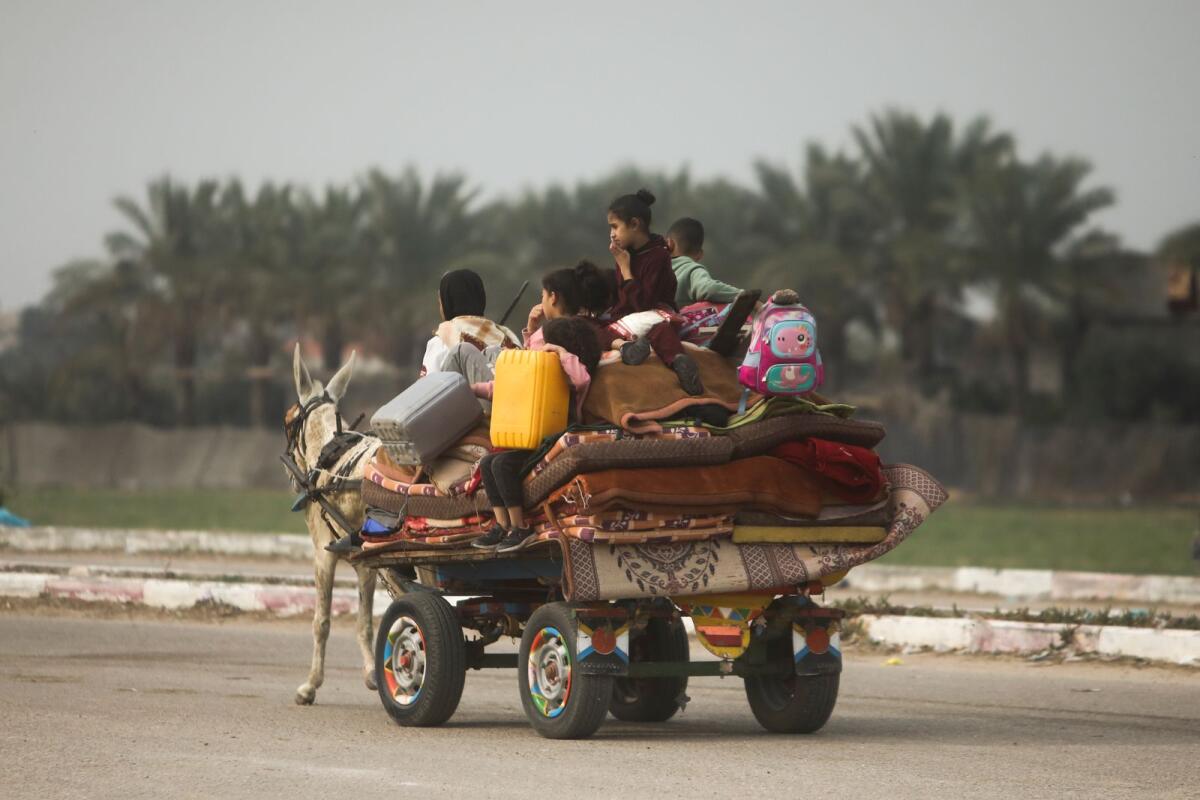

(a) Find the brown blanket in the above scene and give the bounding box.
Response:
[583,348,757,433]
[547,455,825,517]
[523,434,734,508]
[559,464,948,601]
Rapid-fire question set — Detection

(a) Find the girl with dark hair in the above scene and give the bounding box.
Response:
[422,268,521,382]
[604,189,705,395]
[470,316,601,553]
[523,259,613,352]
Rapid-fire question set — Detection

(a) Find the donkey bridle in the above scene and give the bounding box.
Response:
[281,393,366,542]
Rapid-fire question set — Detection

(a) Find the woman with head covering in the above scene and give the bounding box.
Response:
[420,269,522,379]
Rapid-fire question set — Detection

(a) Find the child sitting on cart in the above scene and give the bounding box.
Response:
[441,262,609,411]
[522,259,613,354]
[601,189,705,396]
[469,316,602,553]
[667,217,761,353]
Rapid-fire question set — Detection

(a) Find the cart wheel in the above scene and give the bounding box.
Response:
[609,616,690,722]
[744,672,839,734]
[518,602,613,740]
[374,592,465,727]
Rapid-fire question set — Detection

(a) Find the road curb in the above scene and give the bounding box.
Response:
[2,568,1196,666]
[858,614,1199,666]
[0,571,390,618]
[0,559,356,588]
[840,564,1200,605]
[0,526,311,559]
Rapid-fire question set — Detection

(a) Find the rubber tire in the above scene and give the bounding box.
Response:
[609,617,690,722]
[374,592,466,727]
[744,672,839,734]
[518,602,613,740]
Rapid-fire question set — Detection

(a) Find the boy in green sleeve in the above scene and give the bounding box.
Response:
[667,217,744,309]
[667,217,760,355]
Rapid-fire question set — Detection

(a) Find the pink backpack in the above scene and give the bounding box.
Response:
[737,289,824,402]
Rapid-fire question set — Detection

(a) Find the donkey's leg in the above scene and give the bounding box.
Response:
[295,548,337,705]
[354,565,378,690]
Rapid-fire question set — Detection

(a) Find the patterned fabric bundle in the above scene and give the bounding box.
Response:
[526,426,712,479]
[535,523,732,545]
[558,464,947,601]
[531,508,735,545]
[365,461,451,497]
[361,477,485,520]
[361,513,492,551]
[546,455,827,518]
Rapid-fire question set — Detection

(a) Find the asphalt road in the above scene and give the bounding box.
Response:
[2,610,1197,800]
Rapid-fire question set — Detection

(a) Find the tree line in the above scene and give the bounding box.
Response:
[2,108,1198,428]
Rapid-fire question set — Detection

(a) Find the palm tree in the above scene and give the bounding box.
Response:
[359,168,489,367]
[492,167,695,273]
[48,258,161,419]
[1056,230,1141,401]
[853,110,1012,382]
[106,177,229,425]
[747,145,879,385]
[964,155,1114,413]
[291,185,370,372]
[215,180,303,425]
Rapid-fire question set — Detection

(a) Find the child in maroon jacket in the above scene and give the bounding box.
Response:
[604,189,704,395]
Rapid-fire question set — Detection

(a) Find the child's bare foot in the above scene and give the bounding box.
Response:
[670,353,704,395]
[620,337,653,365]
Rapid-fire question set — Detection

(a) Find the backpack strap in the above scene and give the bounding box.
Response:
[737,387,751,416]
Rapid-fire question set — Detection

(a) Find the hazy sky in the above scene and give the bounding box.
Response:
[2,0,1198,309]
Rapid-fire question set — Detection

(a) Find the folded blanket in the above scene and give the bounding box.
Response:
[727,413,886,457]
[558,463,948,601]
[405,514,489,531]
[770,439,884,504]
[361,532,480,552]
[371,449,424,484]
[362,476,486,519]
[547,455,824,518]
[527,426,712,478]
[734,495,892,528]
[543,509,732,533]
[730,525,887,544]
[583,347,760,434]
[523,434,734,509]
[535,523,732,545]
[367,427,490,496]
[711,395,856,429]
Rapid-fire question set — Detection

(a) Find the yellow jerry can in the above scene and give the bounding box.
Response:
[490,349,570,450]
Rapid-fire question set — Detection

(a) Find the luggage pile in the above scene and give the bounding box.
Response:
[357,290,946,601]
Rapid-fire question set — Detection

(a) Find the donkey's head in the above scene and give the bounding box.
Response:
[284,343,357,476]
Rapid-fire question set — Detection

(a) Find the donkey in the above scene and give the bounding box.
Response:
[286,344,382,705]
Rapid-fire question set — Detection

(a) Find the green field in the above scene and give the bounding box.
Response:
[6,488,306,535]
[877,504,1198,576]
[5,488,1198,576]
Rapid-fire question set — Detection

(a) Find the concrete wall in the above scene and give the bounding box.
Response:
[873,414,1200,501]
[4,415,1198,500]
[1,422,285,490]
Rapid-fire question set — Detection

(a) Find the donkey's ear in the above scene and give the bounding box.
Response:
[293,343,317,403]
[326,350,356,403]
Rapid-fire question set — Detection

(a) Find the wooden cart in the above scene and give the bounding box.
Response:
[350,541,845,740]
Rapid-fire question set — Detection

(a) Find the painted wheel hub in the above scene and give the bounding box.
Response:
[527,627,572,718]
[383,616,426,706]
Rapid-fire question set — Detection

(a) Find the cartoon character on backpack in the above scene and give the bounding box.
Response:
[738,289,823,398]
